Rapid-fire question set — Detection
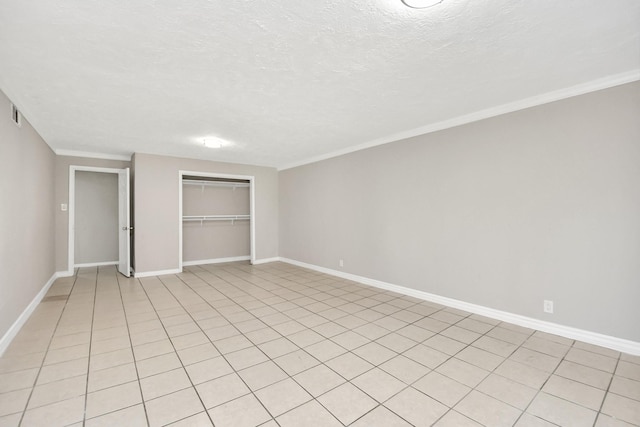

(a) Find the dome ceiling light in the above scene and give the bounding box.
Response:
[401,0,443,9]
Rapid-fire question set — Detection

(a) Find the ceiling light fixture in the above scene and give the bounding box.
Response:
[202,137,225,149]
[401,0,442,8]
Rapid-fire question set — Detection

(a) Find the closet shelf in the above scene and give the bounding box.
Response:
[183,215,250,225]
[183,180,250,190]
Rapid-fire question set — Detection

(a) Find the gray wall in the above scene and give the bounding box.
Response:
[279,81,640,342]
[55,156,130,272]
[183,183,250,262]
[0,90,56,339]
[74,171,118,265]
[134,153,278,274]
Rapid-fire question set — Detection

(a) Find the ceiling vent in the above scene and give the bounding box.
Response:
[10,103,22,127]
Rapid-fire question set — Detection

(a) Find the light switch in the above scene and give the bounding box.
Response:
[61,203,68,211]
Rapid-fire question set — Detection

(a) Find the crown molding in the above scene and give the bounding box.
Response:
[278,70,640,171]
[55,149,132,162]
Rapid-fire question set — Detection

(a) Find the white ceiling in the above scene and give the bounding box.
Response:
[1,0,638,169]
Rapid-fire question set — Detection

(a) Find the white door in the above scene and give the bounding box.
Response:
[118,168,131,277]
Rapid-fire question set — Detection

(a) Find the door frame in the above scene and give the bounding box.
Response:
[68,165,129,274]
[178,170,256,271]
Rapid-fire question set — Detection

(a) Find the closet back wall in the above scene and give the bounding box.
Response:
[74,171,118,265]
[182,183,250,262]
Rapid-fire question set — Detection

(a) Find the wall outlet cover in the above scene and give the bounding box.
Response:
[543,300,554,314]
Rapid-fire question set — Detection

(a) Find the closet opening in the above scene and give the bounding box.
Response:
[178,171,255,270]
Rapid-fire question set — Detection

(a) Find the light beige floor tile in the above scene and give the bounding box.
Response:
[176,343,220,366]
[208,394,271,427]
[509,347,561,373]
[318,382,377,425]
[494,359,550,389]
[0,369,38,393]
[331,331,370,350]
[353,341,397,365]
[515,413,558,426]
[543,374,606,410]
[274,349,320,376]
[185,356,233,385]
[212,334,252,354]
[353,367,407,403]
[0,352,45,375]
[325,352,373,380]
[170,331,209,350]
[90,335,131,355]
[380,355,431,384]
[440,326,481,344]
[89,347,134,372]
[403,344,450,369]
[85,380,142,419]
[527,392,597,427]
[133,339,174,361]
[304,339,347,362]
[601,392,640,425]
[594,413,637,427]
[353,323,390,340]
[43,343,90,365]
[293,364,345,397]
[351,405,411,426]
[137,352,182,378]
[436,358,489,388]
[414,371,471,407]
[238,361,288,391]
[396,324,435,342]
[565,348,618,373]
[620,353,640,366]
[167,411,213,426]
[146,388,205,427]
[0,412,22,427]
[0,388,31,417]
[49,332,91,350]
[522,336,570,358]
[27,374,87,409]
[454,390,521,427]
[244,327,281,345]
[609,376,640,401]
[486,327,530,345]
[423,334,467,356]
[573,342,620,358]
[226,346,268,370]
[472,335,518,357]
[141,367,192,400]
[616,361,640,381]
[196,373,250,409]
[21,395,85,426]
[555,360,612,389]
[255,378,312,417]
[88,362,137,393]
[434,410,483,426]
[476,373,537,410]
[385,387,448,426]
[277,400,342,427]
[456,346,504,371]
[85,404,147,427]
[376,333,417,353]
[130,328,168,347]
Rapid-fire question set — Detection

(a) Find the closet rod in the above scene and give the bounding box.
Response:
[183,214,250,226]
[183,180,250,188]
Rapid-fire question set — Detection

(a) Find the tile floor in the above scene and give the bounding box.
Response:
[0,262,639,427]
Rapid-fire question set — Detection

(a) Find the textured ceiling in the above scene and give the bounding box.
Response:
[1,0,639,168]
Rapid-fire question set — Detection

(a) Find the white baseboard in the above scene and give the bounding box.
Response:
[280,257,640,356]
[134,268,181,278]
[182,256,251,267]
[0,271,62,356]
[252,257,281,265]
[74,261,118,268]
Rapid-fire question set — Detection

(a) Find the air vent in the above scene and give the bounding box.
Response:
[10,103,21,127]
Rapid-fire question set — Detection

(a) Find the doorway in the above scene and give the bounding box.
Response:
[68,166,131,277]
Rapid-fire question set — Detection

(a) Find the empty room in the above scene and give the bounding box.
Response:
[1,1,639,426]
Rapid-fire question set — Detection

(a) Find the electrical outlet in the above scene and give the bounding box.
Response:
[61,203,68,211]
[543,300,554,314]
[339,259,344,267]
